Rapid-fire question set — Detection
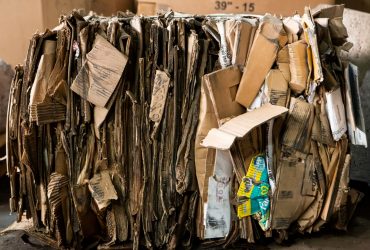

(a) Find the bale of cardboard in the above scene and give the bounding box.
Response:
[6,4,366,249]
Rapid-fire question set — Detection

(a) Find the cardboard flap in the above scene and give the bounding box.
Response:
[201,104,288,150]
[201,128,236,150]
[204,66,245,123]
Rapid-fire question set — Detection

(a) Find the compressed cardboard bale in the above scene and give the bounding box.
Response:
[5,5,365,249]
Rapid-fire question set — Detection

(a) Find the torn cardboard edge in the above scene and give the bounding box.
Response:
[201,104,288,150]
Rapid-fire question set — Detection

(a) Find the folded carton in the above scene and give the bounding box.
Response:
[288,40,309,94]
[277,46,291,83]
[265,69,289,107]
[312,88,335,146]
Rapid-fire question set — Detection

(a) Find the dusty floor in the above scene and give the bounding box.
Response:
[0,176,369,249]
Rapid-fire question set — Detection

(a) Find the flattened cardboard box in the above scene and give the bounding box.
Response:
[137,0,335,16]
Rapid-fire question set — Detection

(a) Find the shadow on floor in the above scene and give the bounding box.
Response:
[0,176,16,230]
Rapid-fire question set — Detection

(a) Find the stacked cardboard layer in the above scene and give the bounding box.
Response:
[6,5,367,249]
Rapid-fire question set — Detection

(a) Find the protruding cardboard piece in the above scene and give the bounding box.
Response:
[201,104,288,150]
[149,70,171,123]
[88,171,118,210]
[235,15,287,108]
[203,150,233,239]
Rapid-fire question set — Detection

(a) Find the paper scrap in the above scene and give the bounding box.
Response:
[71,34,127,108]
[325,88,347,141]
[149,70,170,123]
[88,171,118,210]
[204,150,233,239]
